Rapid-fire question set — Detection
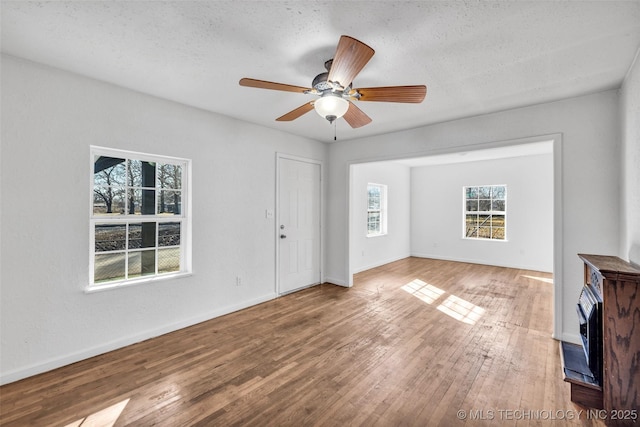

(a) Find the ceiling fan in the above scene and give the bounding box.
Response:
[239,35,427,128]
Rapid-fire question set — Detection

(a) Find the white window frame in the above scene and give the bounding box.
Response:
[88,146,192,292]
[463,185,507,241]
[367,183,388,237]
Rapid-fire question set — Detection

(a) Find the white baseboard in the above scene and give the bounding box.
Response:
[0,292,277,386]
[324,277,349,287]
[410,253,552,273]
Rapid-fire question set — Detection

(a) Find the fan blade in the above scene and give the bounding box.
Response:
[343,101,372,128]
[239,78,311,93]
[327,36,375,89]
[354,85,427,103]
[276,102,315,121]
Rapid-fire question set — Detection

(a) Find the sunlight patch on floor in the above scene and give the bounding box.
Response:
[64,398,130,427]
[437,294,485,325]
[401,278,484,325]
[521,274,554,284]
[401,279,445,304]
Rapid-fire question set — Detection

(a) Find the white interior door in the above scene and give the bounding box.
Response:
[278,157,321,294]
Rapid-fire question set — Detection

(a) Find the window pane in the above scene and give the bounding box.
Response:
[492,199,505,211]
[492,186,506,199]
[368,197,380,210]
[478,214,491,238]
[466,187,478,199]
[465,214,478,227]
[94,156,126,187]
[479,200,491,211]
[94,252,125,283]
[157,164,182,190]
[93,186,125,215]
[140,161,156,188]
[158,247,181,274]
[368,212,380,233]
[158,190,181,215]
[129,222,156,249]
[478,226,491,238]
[128,159,142,187]
[142,222,156,248]
[491,215,505,227]
[128,223,142,249]
[128,251,141,278]
[128,250,156,278]
[367,185,381,210]
[140,189,156,215]
[368,187,381,208]
[465,214,478,237]
[127,189,142,215]
[91,149,189,288]
[159,222,181,247]
[463,185,507,240]
[95,224,126,252]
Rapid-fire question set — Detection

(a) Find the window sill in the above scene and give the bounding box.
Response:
[367,233,388,238]
[462,237,509,242]
[85,272,192,293]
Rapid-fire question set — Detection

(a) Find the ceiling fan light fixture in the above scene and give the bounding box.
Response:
[314,94,349,122]
[240,35,425,129]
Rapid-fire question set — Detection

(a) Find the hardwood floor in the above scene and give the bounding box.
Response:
[0,257,604,426]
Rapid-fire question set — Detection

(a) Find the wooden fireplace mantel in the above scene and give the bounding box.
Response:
[562,254,640,424]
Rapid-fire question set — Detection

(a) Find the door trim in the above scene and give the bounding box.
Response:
[275,153,323,296]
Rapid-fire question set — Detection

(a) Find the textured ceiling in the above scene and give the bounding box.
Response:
[2,1,640,143]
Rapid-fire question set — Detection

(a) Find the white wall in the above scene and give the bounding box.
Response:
[1,51,630,384]
[410,154,554,272]
[620,48,640,266]
[327,90,620,343]
[0,55,328,384]
[350,162,411,275]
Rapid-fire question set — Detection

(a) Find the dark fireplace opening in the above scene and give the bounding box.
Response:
[576,283,603,384]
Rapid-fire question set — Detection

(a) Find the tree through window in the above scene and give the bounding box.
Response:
[90,147,190,289]
[464,185,506,240]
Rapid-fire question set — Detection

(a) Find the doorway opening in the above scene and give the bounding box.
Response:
[347,135,562,338]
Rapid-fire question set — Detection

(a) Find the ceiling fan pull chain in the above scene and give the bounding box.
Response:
[334,120,337,141]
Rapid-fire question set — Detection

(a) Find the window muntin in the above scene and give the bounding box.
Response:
[367,183,387,237]
[90,147,190,289]
[464,185,506,240]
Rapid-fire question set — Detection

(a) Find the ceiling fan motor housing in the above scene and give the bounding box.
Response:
[312,72,332,91]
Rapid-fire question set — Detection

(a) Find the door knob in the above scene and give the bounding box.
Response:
[280,234,287,239]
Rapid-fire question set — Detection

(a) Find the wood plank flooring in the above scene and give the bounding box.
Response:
[0,257,605,426]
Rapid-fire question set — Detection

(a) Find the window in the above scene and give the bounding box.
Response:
[90,147,191,290]
[464,185,506,240]
[367,183,387,236]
